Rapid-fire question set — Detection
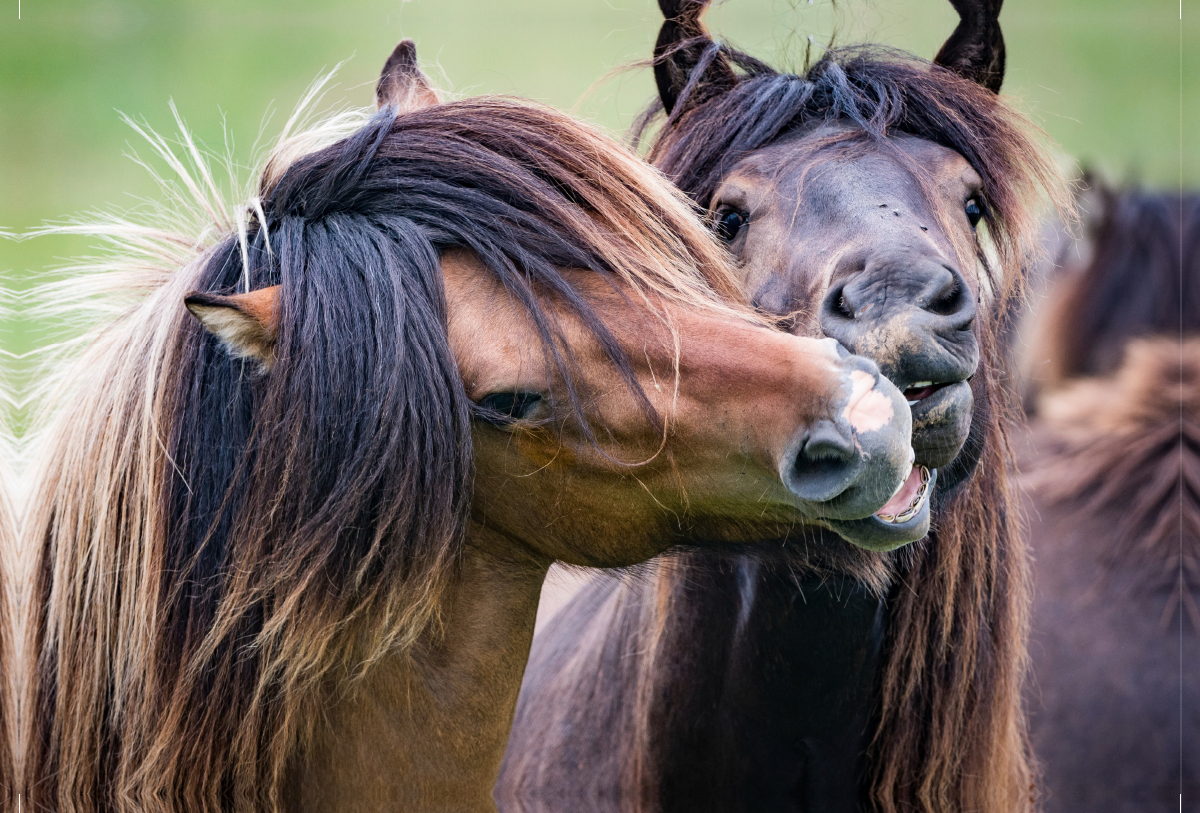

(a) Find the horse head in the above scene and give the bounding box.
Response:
[182,42,928,579]
[642,0,1056,548]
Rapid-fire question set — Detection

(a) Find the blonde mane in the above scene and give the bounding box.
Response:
[0,275,18,809]
[21,77,763,813]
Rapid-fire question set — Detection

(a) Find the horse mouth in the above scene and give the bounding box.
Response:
[822,467,936,551]
[874,464,932,524]
[903,381,954,405]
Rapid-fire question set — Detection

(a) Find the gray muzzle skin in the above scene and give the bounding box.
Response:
[814,255,980,549]
[780,343,927,551]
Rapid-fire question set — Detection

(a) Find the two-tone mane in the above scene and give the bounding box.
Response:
[21,89,749,813]
[627,42,1063,813]
[0,286,16,810]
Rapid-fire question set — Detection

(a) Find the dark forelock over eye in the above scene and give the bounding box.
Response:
[477,391,543,426]
[714,210,748,242]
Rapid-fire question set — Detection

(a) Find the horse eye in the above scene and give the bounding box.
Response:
[964,197,983,228]
[714,209,748,242]
[477,391,543,426]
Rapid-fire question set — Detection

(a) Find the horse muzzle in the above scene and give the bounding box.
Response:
[819,256,980,476]
[779,345,926,550]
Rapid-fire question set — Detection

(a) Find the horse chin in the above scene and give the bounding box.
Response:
[823,468,937,552]
[930,400,987,503]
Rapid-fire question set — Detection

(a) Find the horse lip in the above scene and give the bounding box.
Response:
[821,469,937,552]
[910,381,974,471]
[908,379,971,418]
[890,349,976,396]
[903,381,953,405]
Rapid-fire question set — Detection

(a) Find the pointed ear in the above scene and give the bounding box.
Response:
[376,39,441,112]
[185,286,281,370]
[654,0,735,116]
[933,0,1006,93]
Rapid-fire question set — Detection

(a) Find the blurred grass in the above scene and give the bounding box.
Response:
[0,0,1192,357]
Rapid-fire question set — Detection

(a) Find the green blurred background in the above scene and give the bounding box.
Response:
[0,0,1193,357]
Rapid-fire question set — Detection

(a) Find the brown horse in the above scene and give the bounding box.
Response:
[20,42,920,813]
[1018,187,1199,812]
[499,2,1065,812]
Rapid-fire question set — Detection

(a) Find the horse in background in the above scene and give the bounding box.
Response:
[1017,185,1199,811]
[20,40,919,813]
[500,1,1066,811]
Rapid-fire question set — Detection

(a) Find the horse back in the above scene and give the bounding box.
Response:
[1019,189,1200,811]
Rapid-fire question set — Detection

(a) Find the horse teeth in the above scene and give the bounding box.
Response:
[909,381,934,389]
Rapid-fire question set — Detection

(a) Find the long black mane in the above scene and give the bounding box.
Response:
[166,101,682,687]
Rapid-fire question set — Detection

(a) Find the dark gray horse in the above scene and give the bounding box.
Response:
[499,2,1064,812]
[1019,186,1199,812]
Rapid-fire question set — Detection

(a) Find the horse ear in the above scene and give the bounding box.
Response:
[933,0,1006,93]
[654,0,735,116]
[376,39,441,112]
[185,287,281,369]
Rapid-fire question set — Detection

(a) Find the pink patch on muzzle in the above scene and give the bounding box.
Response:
[842,369,895,433]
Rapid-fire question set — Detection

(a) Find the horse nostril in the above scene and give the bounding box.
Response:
[823,284,857,321]
[838,293,854,318]
[819,260,978,361]
[786,421,860,503]
[917,265,976,330]
[927,273,966,317]
[802,424,855,462]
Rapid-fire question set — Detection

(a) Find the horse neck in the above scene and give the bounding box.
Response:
[291,526,550,813]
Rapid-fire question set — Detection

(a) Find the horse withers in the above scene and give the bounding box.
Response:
[22,40,921,813]
[1018,186,1200,812]
[500,1,1066,811]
